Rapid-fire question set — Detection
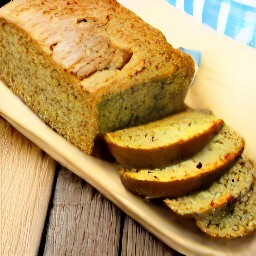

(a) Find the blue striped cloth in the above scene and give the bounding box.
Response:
[167,0,256,48]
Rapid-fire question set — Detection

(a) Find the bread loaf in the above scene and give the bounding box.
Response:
[104,109,224,169]
[164,157,254,217]
[120,125,245,198]
[0,0,195,154]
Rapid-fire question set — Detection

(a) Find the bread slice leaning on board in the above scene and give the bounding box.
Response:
[104,109,224,169]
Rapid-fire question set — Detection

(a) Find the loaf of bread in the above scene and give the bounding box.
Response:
[164,157,254,217]
[0,0,195,154]
[196,179,256,239]
[120,125,245,198]
[104,109,224,169]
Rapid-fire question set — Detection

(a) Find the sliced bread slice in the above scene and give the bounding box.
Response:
[195,179,256,239]
[164,157,255,217]
[120,125,245,198]
[104,109,224,168]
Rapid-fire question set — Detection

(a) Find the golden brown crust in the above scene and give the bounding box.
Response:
[119,125,245,198]
[0,0,195,154]
[0,0,195,94]
[120,159,236,198]
[105,113,224,169]
[163,157,254,218]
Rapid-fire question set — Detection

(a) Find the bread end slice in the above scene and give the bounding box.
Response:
[195,179,256,239]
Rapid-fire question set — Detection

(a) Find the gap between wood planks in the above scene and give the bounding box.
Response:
[40,167,180,256]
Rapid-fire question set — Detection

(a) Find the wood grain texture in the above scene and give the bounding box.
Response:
[44,168,122,256]
[121,217,177,256]
[0,117,56,256]
[43,168,179,256]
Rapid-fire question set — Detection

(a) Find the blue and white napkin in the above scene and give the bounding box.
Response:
[167,0,256,48]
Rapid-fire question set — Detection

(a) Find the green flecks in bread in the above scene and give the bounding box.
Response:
[0,0,195,155]
[195,179,256,239]
[105,109,224,169]
[164,157,255,217]
[119,125,245,198]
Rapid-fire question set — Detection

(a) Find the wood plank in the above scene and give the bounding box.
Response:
[121,217,178,256]
[43,168,121,256]
[43,168,180,255]
[0,117,56,256]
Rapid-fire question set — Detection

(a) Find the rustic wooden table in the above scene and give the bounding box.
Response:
[1,117,181,255]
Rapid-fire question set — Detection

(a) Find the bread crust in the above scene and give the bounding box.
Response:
[120,125,245,198]
[164,157,254,217]
[195,179,256,239]
[0,0,195,154]
[105,110,224,169]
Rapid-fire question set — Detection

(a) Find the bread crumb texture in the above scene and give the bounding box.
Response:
[120,125,245,198]
[0,0,195,154]
[105,109,224,168]
[196,179,256,238]
[164,157,255,217]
